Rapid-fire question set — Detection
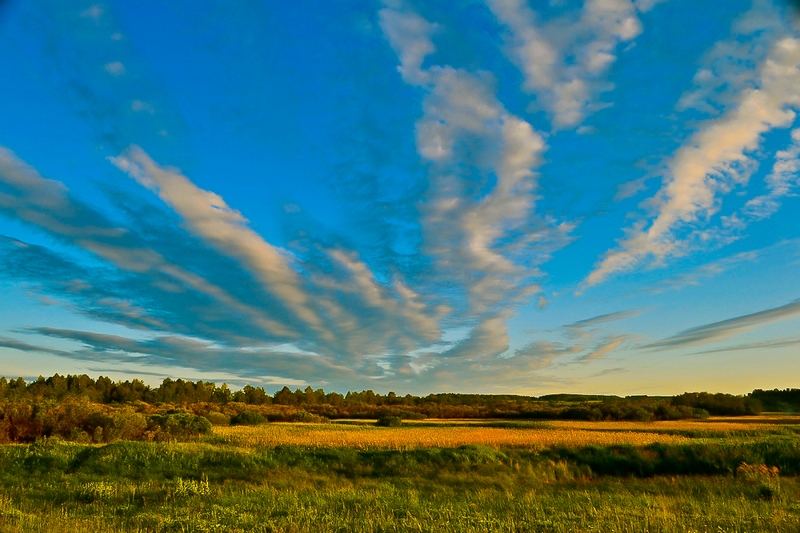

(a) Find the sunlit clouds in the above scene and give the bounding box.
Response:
[0,0,799,394]
[587,31,800,286]
[486,0,661,128]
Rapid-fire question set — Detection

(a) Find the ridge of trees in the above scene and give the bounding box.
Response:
[0,373,795,417]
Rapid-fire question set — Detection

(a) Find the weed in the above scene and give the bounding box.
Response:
[173,476,211,497]
[77,481,116,502]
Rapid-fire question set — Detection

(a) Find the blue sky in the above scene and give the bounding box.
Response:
[1,0,799,395]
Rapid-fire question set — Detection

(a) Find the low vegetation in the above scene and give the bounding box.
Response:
[0,418,798,531]
[1,374,799,531]
[2,374,798,445]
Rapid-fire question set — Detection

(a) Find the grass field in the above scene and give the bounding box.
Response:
[211,421,693,449]
[0,416,798,532]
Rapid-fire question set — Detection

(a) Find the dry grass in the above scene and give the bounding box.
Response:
[212,423,691,450]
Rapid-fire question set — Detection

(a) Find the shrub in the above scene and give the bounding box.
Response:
[737,462,781,501]
[105,407,147,442]
[375,409,426,420]
[146,412,212,440]
[376,416,402,427]
[291,411,328,423]
[230,411,266,426]
[203,412,231,426]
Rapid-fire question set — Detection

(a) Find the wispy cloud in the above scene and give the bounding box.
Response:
[0,336,73,358]
[739,127,800,220]
[379,1,572,364]
[646,250,760,294]
[567,309,641,329]
[26,326,357,385]
[439,314,511,360]
[104,61,125,76]
[690,335,800,355]
[486,0,662,129]
[579,335,631,362]
[587,366,627,378]
[1,143,454,379]
[587,30,800,286]
[644,299,800,350]
[0,147,300,340]
[677,0,789,115]
[111,147,327,337]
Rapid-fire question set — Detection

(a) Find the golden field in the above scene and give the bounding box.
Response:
[210,416,800,450]
[212,422,692,450]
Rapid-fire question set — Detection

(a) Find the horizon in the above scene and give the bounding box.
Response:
[1,0,800,397]
[1,371,792,399]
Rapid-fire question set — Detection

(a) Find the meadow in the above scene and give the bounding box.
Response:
[0,416,799,532]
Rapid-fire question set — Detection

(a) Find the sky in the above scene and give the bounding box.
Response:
[0,0,799,395]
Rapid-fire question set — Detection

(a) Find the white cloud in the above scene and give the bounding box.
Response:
[111,147,326,334]
[378,5,436,86]
[377,2,582,378]
[587,36,800,286]
[0,146,297,339]
[741,127,800,220]
[104,61,126,76]
[111,146,444,361]
[380,2,560,320]
[676,0,788,115]
[486,0,655,128]
[131,100,155,114]
[81,5,103,21]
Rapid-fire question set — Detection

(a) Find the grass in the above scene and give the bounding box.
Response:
[1,471,798,532]
[0,416,798,532]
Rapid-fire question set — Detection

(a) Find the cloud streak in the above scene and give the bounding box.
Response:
[568,309,641,329]
[111,147,326,337]
[0,146,446,381]
[644,298,800,350]
[0,146,300,339]
[27,326,359,385]
[380,1,572,365]
[587,34,800,286]
[579,335,630,362]
[740,127,800,221]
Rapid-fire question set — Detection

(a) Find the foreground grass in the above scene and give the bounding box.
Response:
[0,418,798,532]
[1,476,799,532]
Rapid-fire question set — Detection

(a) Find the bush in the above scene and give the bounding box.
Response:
[230,411,266,426]
[291,411,328,423]
[146,412,212,440]
[203,412,231,426]
[376,416,402,427]
[375,409,426,420]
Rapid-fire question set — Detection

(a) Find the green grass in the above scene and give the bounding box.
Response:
[0,473,798,532]
[0,423,799,532]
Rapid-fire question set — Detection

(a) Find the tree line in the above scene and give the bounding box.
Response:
[2,373,797,444]
[1,373,796,417]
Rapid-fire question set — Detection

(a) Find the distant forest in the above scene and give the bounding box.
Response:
[0,373,797,426]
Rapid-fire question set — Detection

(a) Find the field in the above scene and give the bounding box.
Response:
[0,416,799,532]
[211,419,695,449]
